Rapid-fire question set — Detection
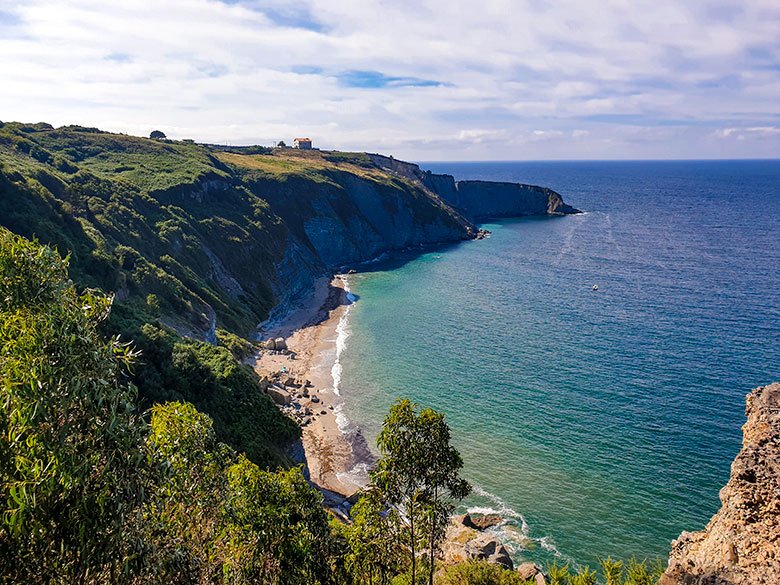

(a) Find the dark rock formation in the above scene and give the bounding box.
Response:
[367,153,580,222]
[446,180,579,220]
[464,513,503,531]
[661,383,780,585]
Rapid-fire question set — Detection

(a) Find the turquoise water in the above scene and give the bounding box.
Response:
[337,160,780,568]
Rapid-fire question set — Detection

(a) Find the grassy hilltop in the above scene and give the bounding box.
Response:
[0,121,472,468]
[0,122,458,335]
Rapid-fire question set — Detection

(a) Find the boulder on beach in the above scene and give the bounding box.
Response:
[261,337,288,351]
[267,385,291,405]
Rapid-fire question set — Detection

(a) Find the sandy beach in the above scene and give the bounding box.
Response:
[252,275,369,500]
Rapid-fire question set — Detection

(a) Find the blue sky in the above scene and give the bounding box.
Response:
[0,0,778,160]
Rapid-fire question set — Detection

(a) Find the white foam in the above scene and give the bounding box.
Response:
[330,277,355,396]
[336,461,371,489]
[469,484,573,564]
[333,403,350,433]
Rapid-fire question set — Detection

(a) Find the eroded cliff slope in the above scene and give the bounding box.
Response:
[662,383,780,585]
[368,153,580,220]
[0,122,576,339]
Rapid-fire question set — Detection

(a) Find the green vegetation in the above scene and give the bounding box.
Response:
[0,125,664,584]
[437,560,534,584]
[546,559,663,585]
[372,399,472,585]
[0,230,335,583]
[0,228,148,583]
[116,320,300,468]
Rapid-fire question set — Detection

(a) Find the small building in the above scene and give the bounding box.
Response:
[293,137,312,150]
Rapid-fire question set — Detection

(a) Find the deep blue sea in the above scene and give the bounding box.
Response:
[335,160,780,569]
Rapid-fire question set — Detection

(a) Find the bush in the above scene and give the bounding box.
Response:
[436,560,531,585]
[0,228,150,583]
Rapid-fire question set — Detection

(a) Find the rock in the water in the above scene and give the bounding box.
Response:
[470,514,503,531]
[444,517,513,570]
[661,383,780,585]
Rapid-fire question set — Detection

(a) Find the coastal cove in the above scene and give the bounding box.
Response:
[323,160,780,568]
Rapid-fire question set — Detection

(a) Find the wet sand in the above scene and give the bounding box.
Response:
[253,275,368,498]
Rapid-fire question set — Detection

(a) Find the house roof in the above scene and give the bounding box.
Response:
[293,137,311,142]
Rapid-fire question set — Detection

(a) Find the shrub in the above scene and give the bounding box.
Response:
[436,560,531,585]
[0,228,150,583]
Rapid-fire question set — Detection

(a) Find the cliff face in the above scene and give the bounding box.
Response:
[446,180,578,220]
[0,123,575,339]
[661,383,780,585]
[368,153,580,221]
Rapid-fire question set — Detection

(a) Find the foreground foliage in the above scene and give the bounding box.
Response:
[0,229,664,584]
[0,229,148,582]
[0,230,336,583]
[353,399,472,585]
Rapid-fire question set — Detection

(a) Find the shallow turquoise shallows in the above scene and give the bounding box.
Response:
[336,160,780,569]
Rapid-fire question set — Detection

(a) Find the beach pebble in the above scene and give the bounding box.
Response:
[328,405,334,410]
[311,395,320,403]
[320,410,327,415]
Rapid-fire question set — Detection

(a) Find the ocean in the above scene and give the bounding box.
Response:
[334,160,780,569]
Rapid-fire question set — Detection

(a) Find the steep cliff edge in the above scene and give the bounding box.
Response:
[0,124,476,337]
[0,123,576,340]
[448,180,579,219]
[661,383,780,585]
[368,153,580,220]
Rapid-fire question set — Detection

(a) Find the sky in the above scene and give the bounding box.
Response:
[1,0,779,161]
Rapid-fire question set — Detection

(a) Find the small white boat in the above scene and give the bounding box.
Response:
[592,284,599,291]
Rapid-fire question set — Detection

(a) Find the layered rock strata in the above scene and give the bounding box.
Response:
[662,383,780,585]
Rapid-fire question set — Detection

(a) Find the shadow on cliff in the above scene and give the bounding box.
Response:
[345,239,467,275]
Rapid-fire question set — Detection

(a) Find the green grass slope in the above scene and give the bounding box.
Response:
[0,121,475,467]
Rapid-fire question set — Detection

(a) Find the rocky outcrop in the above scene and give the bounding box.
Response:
[517,562,547,585]
[444,514,513,569]
[463,514,503,531]
[367,153,579,222]
[447,180,579,220]
[661,383,780,585]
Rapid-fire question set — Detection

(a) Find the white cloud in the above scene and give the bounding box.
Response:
[0,0,778,159]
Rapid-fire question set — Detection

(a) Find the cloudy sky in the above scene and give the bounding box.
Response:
[1,0,779,160]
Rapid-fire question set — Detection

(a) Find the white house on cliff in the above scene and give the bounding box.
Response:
[293,137,312,149]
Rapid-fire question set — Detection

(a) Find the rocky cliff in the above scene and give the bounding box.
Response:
[661,383,780,585]
[368,153,580,221]
[0,123,576,339]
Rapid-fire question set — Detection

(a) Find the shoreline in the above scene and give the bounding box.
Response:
[252,275,372,500]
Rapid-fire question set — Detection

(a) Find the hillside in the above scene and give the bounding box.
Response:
[0,121,576,467]
[0,123,478,338]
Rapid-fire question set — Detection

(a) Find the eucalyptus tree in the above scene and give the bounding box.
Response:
[0,229,149,583]
[370,399,471,585]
